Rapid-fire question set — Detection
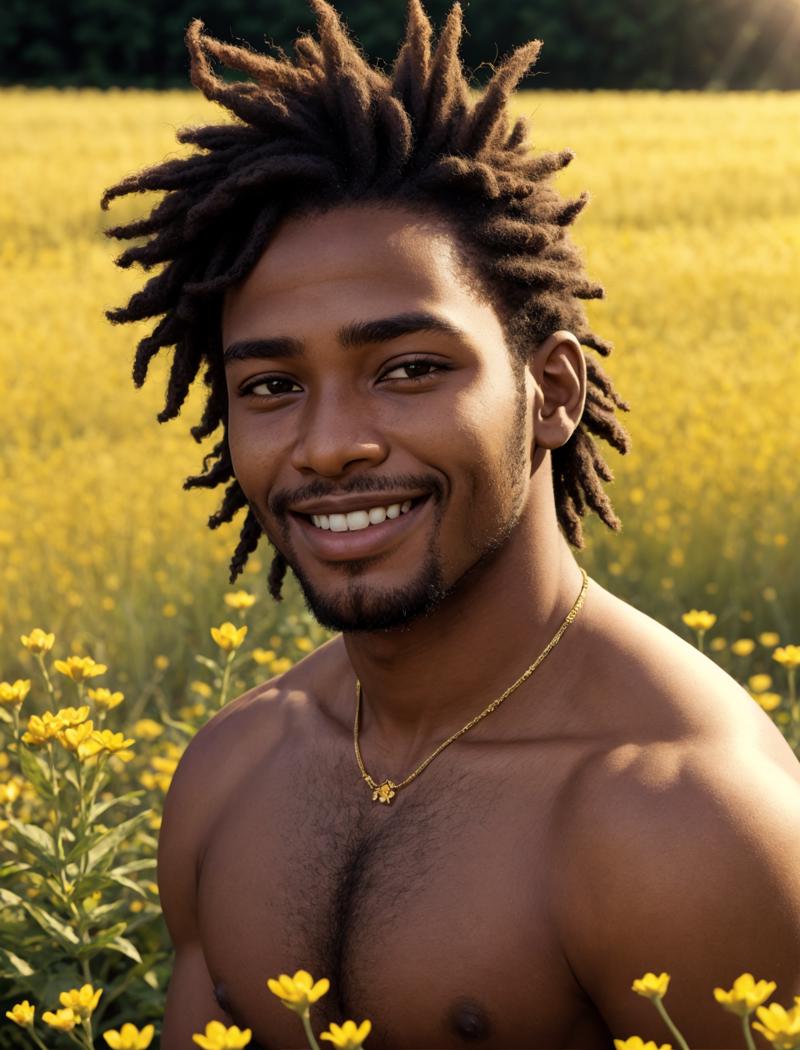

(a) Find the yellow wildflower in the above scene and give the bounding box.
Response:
[43,1006,79,1030]
[211,622,248,652]
[632,972,670,1000]
[103,1022,156,1049]
[270,657,293,674]
[773,645,800,669]
[681,610,716,631]
[252,649,276,665]
[759,631,781,647]
[154,655,170,671]
[192,1020,252,1049]
[190,680,213,698]
[132,718,163,740]
[162,602,178,618]
[0,776,24,804]
[53,656,107,682]
[295,637,315,653]
[267,970,330,1015]
[22,711,64,745]
[55,705,91,727]
[58,983,102,1019]
[88,687,125,710]
[753,1000,800,1046]
[713,972,776,1017]
[614,1040,672,1050]
[748,674,773,693]
[709,637,727,651]
[92,729,136,760]
[224,590,257,610]
[731,639,756,656]
[5,1000,35,1026]
[20,628,55,653]
[320,1019,372,1049]
[0,679,31,707]
[753,692,782,712]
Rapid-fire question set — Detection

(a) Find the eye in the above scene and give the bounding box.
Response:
[379,358,447,383]
[240,376,302,398]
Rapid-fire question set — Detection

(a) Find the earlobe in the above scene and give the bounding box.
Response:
[531,330,586,450]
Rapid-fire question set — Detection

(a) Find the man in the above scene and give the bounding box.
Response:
[102,2,800,1046]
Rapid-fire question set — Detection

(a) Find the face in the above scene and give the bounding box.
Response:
[222,203,533,633]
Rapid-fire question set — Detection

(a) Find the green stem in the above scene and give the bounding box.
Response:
[47,744,65,866]
[742,1013,757,1050]
[218,651,236,709]
[24,1027,51,1050]
[301,1010,322,1050]
[35,653,58,706]
[696,630,705,655]
[652,997,692,1050]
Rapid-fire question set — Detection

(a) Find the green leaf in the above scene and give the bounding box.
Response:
[194,655,221,673]
[75,920,128,957]
[0,947,34,976]
[106,935,143,964]
[87,789,145,824]
[13,898,80,949]
[108,858,157,879]
[18,745,53,799]
[68,811,150,868]
[6,818,58,873]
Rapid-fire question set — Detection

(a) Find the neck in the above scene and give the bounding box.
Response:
[341,497,589,764]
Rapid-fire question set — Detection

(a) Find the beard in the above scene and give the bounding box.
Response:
[252,370,530,634]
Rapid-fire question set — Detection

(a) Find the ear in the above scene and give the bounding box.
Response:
[529,330,587,450]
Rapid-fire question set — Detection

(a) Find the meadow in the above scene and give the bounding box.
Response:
[1,88,799,1045]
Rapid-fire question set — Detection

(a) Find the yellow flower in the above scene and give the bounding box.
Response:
[5,999,35,1026]
[0,776,24,803]
[43,1006,79,1030]
[320,1019,372,1049]
[55,704,91,727]
[224,590,257,610]
[103,1022,156,1049]
[162,602,178,618]
[252,649,276,665]
[270,657,293,674]
[88,687,125,710]
[614,1040,672,1050]
[132,718,163,740]
[759,631,781,647]
[190,680,213,698]
[773,645,800,669]
[22,711,64,745]
[748,674,773,693]
[267,970,330,1015]
[295,637,315,653]
[20,628,55,653]
[154,655,170,671]
[58,983,102,1018]
[192,1020,252,1049]
[54,656,107,682]
[713,972,776,1017]
[632,972,670,1000]
[753,692,782,712]
[753,1000,800,1046]
[91,729,136,760]
[681,610,716,631]
[0,679,31,707]
[210,622,248,652]
[731,638,756,656]
[709,637,727,652]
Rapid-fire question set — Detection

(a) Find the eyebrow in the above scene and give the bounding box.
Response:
[223,311,466,365]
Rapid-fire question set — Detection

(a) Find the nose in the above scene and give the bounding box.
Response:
[290,385,389,477]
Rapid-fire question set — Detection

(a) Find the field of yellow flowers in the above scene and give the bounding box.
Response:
[1,88,799,1046]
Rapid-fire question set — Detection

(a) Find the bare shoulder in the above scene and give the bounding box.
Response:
[551,582,800,1039]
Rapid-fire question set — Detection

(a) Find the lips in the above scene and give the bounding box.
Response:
[290,494,432,562]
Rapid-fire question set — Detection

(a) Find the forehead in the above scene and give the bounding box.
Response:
[221,202,500,345]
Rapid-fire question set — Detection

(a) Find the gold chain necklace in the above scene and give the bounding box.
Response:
[353,567,589,804]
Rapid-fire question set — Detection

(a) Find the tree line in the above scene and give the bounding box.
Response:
[1,0,798,89]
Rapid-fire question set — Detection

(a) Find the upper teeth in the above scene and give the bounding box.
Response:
[311,500,413,531]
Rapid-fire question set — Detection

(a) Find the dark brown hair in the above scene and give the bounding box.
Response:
[101,0,631,599]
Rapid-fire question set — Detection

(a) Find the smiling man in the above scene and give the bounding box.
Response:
[102,2,800,1047]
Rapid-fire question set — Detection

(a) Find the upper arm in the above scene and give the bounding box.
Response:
[157,725,234,1047]
[555,736,800,1047]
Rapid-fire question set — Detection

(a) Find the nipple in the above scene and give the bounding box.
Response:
[448,997,491,1042]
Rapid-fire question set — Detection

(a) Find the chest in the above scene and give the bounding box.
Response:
[197,734,612,1048]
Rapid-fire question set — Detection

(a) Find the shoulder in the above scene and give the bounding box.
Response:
[552,584,800,1038]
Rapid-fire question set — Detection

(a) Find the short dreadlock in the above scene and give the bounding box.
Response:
[101,0,631,601]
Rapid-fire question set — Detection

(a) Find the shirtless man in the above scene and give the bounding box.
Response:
[101,4,800,1047]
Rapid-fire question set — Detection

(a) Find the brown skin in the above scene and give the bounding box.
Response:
[158,204,800,1048]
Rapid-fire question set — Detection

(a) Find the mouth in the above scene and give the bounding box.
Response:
[289,494,432,562]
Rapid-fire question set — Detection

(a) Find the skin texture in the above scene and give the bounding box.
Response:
[157,203,800,1049]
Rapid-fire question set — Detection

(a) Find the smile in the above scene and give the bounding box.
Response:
[290,495,431,561]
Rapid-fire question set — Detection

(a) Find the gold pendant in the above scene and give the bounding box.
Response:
[372,780,397,804]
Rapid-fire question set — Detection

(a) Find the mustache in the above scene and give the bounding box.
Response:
[268,473,444,518]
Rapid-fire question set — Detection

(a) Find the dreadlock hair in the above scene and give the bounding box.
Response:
[101,0,632,601]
